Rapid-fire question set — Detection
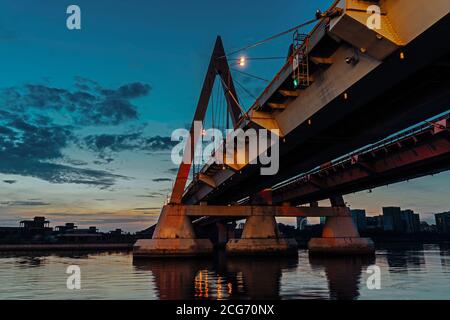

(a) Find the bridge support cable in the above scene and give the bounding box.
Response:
[218,2,343,59]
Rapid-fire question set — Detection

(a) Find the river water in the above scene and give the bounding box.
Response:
[0,244,449,300]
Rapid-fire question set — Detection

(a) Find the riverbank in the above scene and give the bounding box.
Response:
[0,243,133,252]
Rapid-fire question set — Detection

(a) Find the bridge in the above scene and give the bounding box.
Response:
[134,0,450,257]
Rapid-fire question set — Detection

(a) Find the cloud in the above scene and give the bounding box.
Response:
[1,118,75,160]
[133,207,162,211]
[0,201,50,207]
[0,157,127,188]
[64,158,89,166]
[136,192,164,198]
[152,178,172,182]
[83,133,176,159]
[0,77,154,188]
[0,112,127,188]
[0,79,151,126]
[3,180,17,184]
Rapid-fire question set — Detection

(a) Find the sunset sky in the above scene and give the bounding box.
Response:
[0,0,448,232]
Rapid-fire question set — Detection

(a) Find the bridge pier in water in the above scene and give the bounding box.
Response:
[133,205,213,258]
[226,215,298,256]
[226,190,297,256]
[308,196,374,255]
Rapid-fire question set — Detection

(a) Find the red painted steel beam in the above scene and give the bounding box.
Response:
[170,36,242,204]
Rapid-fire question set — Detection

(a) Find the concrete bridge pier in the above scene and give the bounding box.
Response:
[216,222,230,247]
[226,189,298,256]
[308,196,374,255]
[133,205,213,258]
[226,215,298,255]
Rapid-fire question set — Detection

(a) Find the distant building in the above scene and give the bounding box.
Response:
[0,217,53,241]
[1,217,134,245]
[296,217,307,230]
[366,215,383,230]
[435,212,450,234]
[18,217,53,236]
[383,207,420,233]
[420,221,437,233]
[55,223,76,233]
[56,225,101,242]
[110,229,123,236]
[401,209,421,234]
[383,207,401,232]
[350,209,367,231]
[0,226,22,236]
[20,217,50,230]
[55,223,98,234]
[74,226,98,234]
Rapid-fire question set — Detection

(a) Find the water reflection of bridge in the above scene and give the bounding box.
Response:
[133,252,376,300]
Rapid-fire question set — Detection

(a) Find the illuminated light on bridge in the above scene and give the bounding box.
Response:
[133,0,450,258]
[239,56,246,67]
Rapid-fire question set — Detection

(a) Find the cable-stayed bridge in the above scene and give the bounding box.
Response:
[134,0,450,257]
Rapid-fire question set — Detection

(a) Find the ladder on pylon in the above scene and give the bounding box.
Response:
[292,30,310,89]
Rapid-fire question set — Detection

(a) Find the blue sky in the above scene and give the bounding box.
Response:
[0,0,448,231]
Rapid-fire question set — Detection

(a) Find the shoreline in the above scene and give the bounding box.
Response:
[0,243,133,252]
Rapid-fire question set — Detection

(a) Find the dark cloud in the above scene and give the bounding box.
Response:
[0,77,153,188]
[2,118,74,159]
[0,201,50,207]
[0,156,127,188]
[64,158,89,166]
[0,115,127,188]
[152,178,172,182]
[135,192,164,198]
[83,133,176,157]
[2,180,17,184]
[100,82,152,100]
[0,77,157,187]
[1,79,151,126]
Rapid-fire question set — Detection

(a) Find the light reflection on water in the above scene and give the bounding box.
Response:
[0,244,449,300]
